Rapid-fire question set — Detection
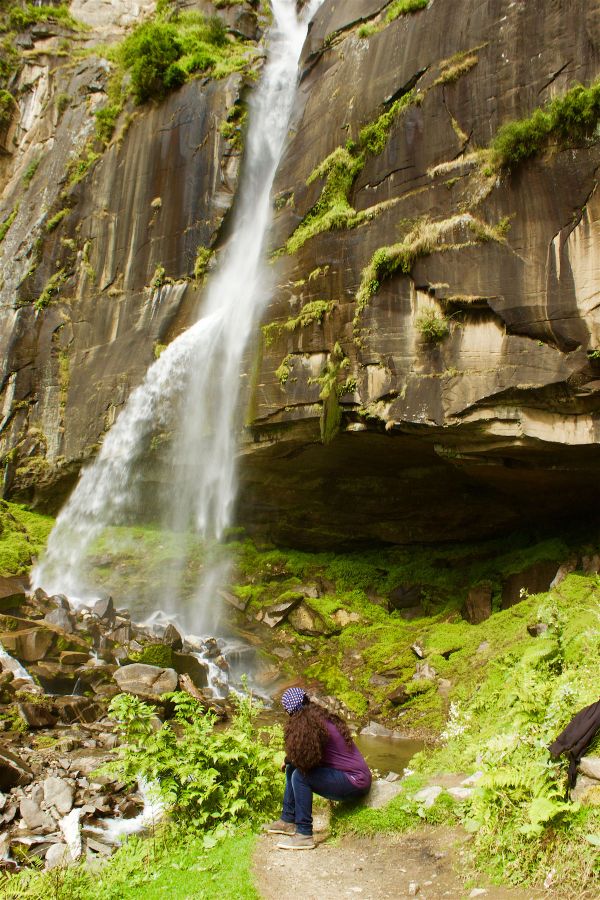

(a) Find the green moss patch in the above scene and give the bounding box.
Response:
[0,501,54,577]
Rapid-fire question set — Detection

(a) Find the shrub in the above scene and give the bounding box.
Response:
[107,689,284,830]
[415,308,449,343]
[385,0,428,24]
[6,3,81,32]
[0,88,14,128]
[121,21,185,103]
[490,80,600,170]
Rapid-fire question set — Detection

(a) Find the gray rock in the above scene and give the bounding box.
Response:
[172,653,209,689]
[162,624,183,650]
[90,596,114,622]
[527,622,549,637]
[272,647,294,659]
[43,777,74,815]
[501,562,560,609]
[579,757,600,781]
[413,661,437,681]
[410,642,425,659]
[0,746,34,790]
[18,700,59,729]
[447,786,473,801]
[571,774,600,803]
[113,663,178,697]
[413,785,443,808]
[361,778,404,808]
[259,594,303,628]
[44,607,75,632]
[19,797,54,831]
[45,842,73,869]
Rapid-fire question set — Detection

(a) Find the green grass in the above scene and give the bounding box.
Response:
[0,203,18,243]
[489,79,600,170]
[0,826,260,899]
[284,91,418,255]
[0,501,54,576]
[3,3,84,34]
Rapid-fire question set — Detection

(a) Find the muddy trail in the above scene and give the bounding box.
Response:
[253,822,543,900]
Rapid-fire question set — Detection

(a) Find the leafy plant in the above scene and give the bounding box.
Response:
[107,689,284,830]
[415,308,449,343]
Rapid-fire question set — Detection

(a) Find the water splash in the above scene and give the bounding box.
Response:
[32,1,324,633]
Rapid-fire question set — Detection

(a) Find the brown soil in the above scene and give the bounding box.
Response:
[253,824,543,900]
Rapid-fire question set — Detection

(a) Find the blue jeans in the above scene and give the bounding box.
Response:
[281,764,369,835]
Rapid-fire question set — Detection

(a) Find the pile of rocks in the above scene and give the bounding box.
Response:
[0,576,231,871]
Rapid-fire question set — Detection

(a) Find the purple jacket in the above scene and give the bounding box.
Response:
[321,720,372,789]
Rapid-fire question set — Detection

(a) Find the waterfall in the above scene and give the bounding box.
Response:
[32,0,325,632]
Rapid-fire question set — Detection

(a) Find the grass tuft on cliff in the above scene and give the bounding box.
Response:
[489,79,600,170]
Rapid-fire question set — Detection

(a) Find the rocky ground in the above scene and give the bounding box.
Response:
[0,574,229,872]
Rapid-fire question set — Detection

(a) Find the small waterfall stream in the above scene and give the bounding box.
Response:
[31,1,324,682]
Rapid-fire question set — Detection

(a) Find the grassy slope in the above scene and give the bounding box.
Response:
[0,828,259,899]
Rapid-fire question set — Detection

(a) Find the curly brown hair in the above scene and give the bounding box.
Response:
[284,700,354,773]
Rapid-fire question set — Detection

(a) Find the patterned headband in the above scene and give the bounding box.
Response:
[281,687,307,715]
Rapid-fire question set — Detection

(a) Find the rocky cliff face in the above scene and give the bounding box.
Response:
[240,0,600,546]
[1,0,600,547]
[0,0,261,507]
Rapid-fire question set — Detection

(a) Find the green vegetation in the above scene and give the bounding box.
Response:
[311,341,350,444]
[0,500,54,576]
[415,307,449,343]
[118,7,255,104]
[4,3,82,33]
[45,207,69,233]
[489,79,600,171]
[263,300,334,346]
[433,47,481,86]
[108,688,283,829]
[0,87,14,127]
[22,156,40,187]
[95,103,121,145]
[34,268,67,309]
[66,146,101,188]
[129,643,173,667]
[358,0,428,38]
[353,214,508,334]
[0,826,260,899]
[221,100,248,151]
[385,0,429,23]
[0,203,18,243]
[194,245,214,282]
[284,91,419,255]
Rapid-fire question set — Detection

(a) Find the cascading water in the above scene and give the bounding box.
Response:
[32,1,324,648]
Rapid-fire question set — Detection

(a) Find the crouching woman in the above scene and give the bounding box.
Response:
[265,688,372,850]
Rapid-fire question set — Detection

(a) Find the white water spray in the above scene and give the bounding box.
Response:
[33,1,324,631]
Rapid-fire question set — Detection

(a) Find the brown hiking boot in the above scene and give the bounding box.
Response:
[263,818,296,835]
[276,833,315,850]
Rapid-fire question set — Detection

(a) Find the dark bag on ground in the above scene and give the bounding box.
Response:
[548,698,600,792]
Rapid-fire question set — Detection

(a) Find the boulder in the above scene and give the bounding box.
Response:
[162,624,183,650]
[54,696,104,725]
[527,623,549,637]
[413,661,437,681]
[217,589,247,611]
[172,653,209,689]
[90,596,115,623]
[19,796,54,831]
[462,583,492,624]
[113,663,178,697]
[0,746,34,790]
[362,778,404,809]
[0,576,28,612]
[501,562,560,608]
[413,785,443,809]
[572,774,600,804]
[43,777,74,815]
[410,642,425,659]
[359,721,405,739]
[579,757,600,781]
[387,686,410,706]
[259,593,303,628]
[18,699,59,729]
[287,602,340,637]
[44,607,75,632]
[59,651,90,666]
[45,842,73,869]
[388,584,425,612]
[331,609,360,627]
[0,626,55,662]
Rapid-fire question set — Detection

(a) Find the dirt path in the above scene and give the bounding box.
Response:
[253,823,543,900]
